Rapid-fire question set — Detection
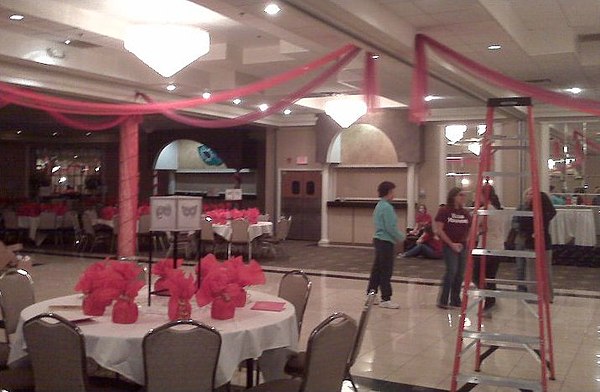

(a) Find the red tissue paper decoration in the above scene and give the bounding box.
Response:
[152,258,184,295]
[103,261,144,324]
[195,254,265,320]
[74,260,120,316]
[164,269,196,321]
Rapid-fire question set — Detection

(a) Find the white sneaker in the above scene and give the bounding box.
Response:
[379,300,400,309]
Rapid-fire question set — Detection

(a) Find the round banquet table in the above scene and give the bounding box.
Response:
[8,289,298,387]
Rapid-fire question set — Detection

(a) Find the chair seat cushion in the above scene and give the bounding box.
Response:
[284,351,306,377]
[247,378,302,392]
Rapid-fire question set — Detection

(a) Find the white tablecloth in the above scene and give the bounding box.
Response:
[9,289,297,386]
[489,207,597,247]
[213,222,273,242]
[17,216,63,245]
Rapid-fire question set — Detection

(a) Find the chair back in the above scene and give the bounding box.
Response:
[230,219,250,243]
[143,320,221,392]
[81,212,95,236]
[200,219,215,242]
[0,269,34,337]
[37,212,57,230]
[138,214,151,234]
[300,313,357,392]
[62,211,79,230]
[23,313,87,392]
[257,214,270,222]
[2,210,19,229]
[276,217,291,241]
[347,291,376,368]
[278,270,311,335]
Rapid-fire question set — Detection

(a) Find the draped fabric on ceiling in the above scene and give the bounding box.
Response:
[0,44,374,257]
[410,33,600,124]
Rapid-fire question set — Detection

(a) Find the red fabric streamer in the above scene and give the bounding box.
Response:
[410,33,600,123]
[0,45,357,116]
[136,46,360,128]
[363,52,379,112]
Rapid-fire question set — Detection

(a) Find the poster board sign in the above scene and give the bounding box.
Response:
[225,189,242,201]
[150,196,202,231]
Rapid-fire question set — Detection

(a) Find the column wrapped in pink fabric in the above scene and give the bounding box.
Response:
[118,117,140,258]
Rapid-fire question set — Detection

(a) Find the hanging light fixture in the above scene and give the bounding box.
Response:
[468,142,481,156]
[324,96,367,128]
[445,124,467,144]
[124,24,210,77]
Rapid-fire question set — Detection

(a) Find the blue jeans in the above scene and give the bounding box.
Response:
[438,244,466,306]
[404,243,441,259]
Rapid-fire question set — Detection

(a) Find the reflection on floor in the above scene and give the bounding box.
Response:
[18,249,600,392]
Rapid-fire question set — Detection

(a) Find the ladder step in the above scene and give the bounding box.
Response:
[469,288,538,301]
[491,145,529,150]
[483,171,531,177]
[476,209,533,217]
[472,249,536,258]
[457,373,541,391]
[463,330,540,347]
[484,278,538,286]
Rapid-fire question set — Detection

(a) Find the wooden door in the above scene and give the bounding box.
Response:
[281,171,321,241]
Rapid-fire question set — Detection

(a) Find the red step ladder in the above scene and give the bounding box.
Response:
[450,97,556,392]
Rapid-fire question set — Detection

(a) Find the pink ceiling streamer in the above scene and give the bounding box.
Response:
[0,44,358,116]
[410,33,600,124]
[136,47,361,128]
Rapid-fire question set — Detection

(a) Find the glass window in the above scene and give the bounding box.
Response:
[306,181,315,195]
[291,180,300,195]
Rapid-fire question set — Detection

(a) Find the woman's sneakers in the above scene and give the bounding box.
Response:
[379,300,400,309]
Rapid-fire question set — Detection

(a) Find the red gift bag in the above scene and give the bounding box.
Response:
[168,297,192,321]
[211,296,235,320]
[112,297,138,324]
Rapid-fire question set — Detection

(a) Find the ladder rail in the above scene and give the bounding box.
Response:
[450,100,555,392]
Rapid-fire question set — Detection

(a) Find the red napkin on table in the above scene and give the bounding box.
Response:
[251,301,286,312]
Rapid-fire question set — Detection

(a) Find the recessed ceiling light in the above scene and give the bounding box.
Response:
[232,98,242,105]
[487,44,502,50]
[371,54,380,59]
[283,108,292,115]
[166,84,176,91]
[64,39,71,45]
[264,3,281,15]
[85,132,92,136]
[259,103,269,112]
[424,95,442,102]
[16,130,22,135]
[565,87,582,94]
[9,14,24,21]
[73,155,78,159]
[52,132,58,137]
[202,91,211,99]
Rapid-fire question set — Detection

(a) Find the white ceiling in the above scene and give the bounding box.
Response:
[0,0,599,127]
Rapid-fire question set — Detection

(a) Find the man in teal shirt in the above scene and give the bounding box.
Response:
[367,181,405,309]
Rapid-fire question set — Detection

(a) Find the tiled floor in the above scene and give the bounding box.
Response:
[16,246,600,392]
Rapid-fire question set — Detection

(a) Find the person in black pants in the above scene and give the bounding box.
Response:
[367,181,405,309]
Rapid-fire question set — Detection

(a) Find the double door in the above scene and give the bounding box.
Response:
[281,170,321,241]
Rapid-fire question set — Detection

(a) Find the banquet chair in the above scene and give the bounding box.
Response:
[137,214,166,253]
[284,291,376,391]
[1,210,23,244]
[23,313,136,392]
[0,268,34,368]
[60,210,79,246]
[278,270,312,335]
[257,214,270,222]
[199,218,216,256]
[81,213,113,253]
[228,219,251,260]
[258,216,291,258]
[37,211,58,246]
[143,320,221,392]
[247,313,357,392]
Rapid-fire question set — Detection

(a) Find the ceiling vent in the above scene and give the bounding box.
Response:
[578,33,600,43]
[524,78,551,84]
